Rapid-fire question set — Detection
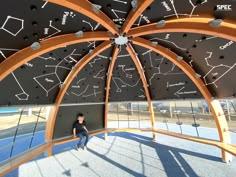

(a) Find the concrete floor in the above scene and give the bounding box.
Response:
[4,131,236,177]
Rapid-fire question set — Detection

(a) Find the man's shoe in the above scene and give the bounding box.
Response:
[76,145,80,151]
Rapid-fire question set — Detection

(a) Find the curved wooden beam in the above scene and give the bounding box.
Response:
[126,44,156,140]
[128,17,236,42]
[104,45,119,140]
[132,37,232,162]
[47,0,118,35]
[0,31,111,81]
[121,0,153,35]
[45,41,111,156]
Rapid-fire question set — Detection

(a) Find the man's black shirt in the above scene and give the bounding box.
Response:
[73,121,86,133]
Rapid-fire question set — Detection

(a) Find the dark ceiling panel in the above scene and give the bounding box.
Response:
[0,0,105,63]
[133,0,236,27]
[0,42,102,106]
[62,47,113,103]
[53,104,104,139]
[133,44,202,100]
[143,32,236,99]
[109,45,147,102]
[0,0,236,105]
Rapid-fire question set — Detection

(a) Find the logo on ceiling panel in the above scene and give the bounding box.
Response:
[216,5,232,11]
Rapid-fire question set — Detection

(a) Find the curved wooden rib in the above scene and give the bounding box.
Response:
[128,17,236,41]
[104,45,119,139]
[132,37,232,162]
[45,41,111,156]
[0,32,111,81]
[121,0,153,35]
[48,0,118,34]
[126,44,156,140]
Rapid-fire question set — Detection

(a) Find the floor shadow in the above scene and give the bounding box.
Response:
[52,132,224,177]
[106,132,221,177]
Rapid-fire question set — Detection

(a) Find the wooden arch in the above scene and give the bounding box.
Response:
[132,37,232,162]
[0,0,235,170]
[0,32,111,81]
[128,17,236,42]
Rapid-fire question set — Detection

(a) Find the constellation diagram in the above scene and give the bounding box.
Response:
[203,52,236,88]
[111,8,127,24]
[0,49,29,101]
[133,14,151,27]
[40,20,61,41]
[189,36,218,67]
[162,0,207,19]
[111,48,145,99]
[141,49,198,98]
[0,16,24,36]
[71,78,89,97]
[82,20,100,49]
[34,49,81,96]
[94,68,106,80]
[68,55,109,99]
[112,77,141,93]
[141,50,184,86]
[150,37,187,51]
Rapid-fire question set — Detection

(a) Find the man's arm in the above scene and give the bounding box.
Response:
[73,128,77,138]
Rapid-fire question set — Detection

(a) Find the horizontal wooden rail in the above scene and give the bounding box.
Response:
[0,143,52,176]
[1,128,236,176]
[53,128,236,157]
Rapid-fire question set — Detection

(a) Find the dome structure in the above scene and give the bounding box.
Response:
[0,0,236,175]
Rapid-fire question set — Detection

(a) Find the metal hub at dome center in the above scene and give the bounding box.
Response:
[114,35,128,45]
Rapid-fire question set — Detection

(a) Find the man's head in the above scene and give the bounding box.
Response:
[77,113,84,122]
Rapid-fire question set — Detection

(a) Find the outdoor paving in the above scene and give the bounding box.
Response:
[3,127,236,177]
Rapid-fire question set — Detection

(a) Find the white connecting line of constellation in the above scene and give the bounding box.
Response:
[82,88,103,98]
[111,9,127,18]
[165,0,207,18]
[34,49,80,96]
[0,16,24,36]
[118,65,134,79]
[190,36,218,67]
[0,48,29,100]
[203,51,236,88]
[147,52,184,85]
[40,20,61,41]
[133,14,151,27]
[89,54,108,67]
[142,49,164,68]
[174,86,197,97]
[195,36,217,43]
[71,78,102,98]
[113,0,127,4]
[93,68,106,80]
[82,20,100,48]
[71,83,89,97]
[139,89,146,98]
[41,1,48,8]
[112,77,141,93]
[150,38,187,51]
